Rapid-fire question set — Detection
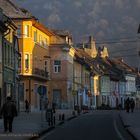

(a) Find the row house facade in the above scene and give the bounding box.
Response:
[75,37,99,109]
[17,19,55,111]
[49,30,74,109]
[13,17,55,111]
[0,8,19,108]
[94,56,137,109]
[73,49,91,110]
[0,9,7,106]
[111,58,136,108]
[76,37,137,109]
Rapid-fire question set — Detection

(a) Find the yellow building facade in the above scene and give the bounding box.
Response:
[13,19,55,111]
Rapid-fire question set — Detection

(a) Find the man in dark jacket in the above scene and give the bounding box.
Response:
[0,96,17,133]
[130,98,135,113]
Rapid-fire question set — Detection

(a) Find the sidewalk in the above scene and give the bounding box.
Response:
[0,109,76,140]
[119,110,140,140]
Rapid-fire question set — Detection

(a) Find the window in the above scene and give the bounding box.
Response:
[25,54,29,69]
[45,60,48,72]
[54,60,61,73]
[30,26,32,38]
[4,43,6,65]
[18,54,21,73]
[34,31,37,42]
[6,83,12,97]
[69,38,72,45]
[19,83,24,102]
[24,25,29,37]
[11,46,13,67]
[7,45,10,65]
[44,37,48,47]
[17,24,21,37]
[85,73,89,85]
[66,36,68,43]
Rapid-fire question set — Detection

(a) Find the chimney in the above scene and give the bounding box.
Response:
[98,47,102,57]
[89,36,93,43]
[88,36,95,49]
[87,35,97,58]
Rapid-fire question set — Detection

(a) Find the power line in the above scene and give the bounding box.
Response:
[96,36,139,41]
[110,47,138,54]
[96,38,140,44]
[113,54,138,58]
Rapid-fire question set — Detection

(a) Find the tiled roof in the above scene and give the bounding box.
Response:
[75,48,103,75]
[111,58,136,74]
[75,48,92,59]
[0,0,33,19]
[0,20,8,32]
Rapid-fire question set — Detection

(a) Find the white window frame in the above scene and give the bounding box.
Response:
[24,25,29,37]
[54,60,61,73]
[25,53,29,69]
[39,35,42,45]
[44,37,48,47]
[34,31,37,42]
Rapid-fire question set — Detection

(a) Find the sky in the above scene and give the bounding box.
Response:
[14,0,140,68]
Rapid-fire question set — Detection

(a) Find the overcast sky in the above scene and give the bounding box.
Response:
[14,0,140,68]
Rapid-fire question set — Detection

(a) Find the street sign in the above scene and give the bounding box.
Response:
[38,85,47,96]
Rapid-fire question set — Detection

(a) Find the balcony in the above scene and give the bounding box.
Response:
[32,68,49,80]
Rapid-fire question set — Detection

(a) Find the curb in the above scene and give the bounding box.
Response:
[57,121,64,126]
[29,126,55,140]
[28,115,77,140]
[67,115,77,121]
[119,113,138,140]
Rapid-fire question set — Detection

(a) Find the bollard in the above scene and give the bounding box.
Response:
[72,111,75,116]
[62,113,65,121]
[48,118,51,126]
[77,109,80,115]
[53,116,56,125]
[51,117,53,126]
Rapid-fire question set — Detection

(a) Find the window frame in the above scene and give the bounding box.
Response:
[34,31,37,42]
[17,24,22,38]
[45,60,48,72]
[54,60,61,73]
[24,25,29,37]
[25,54,29,69]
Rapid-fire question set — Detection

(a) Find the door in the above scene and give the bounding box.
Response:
[19,83,24,111]
[53,89,61,109]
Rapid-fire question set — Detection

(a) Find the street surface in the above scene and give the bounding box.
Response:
[39,111,134,140]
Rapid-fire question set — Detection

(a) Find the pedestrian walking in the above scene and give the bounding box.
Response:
[0,96,17,133]
[125,97,130,113]
[130,98,135,113]
[52,102,56,113]
[25,99,30,113]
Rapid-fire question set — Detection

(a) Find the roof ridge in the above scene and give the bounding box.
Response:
[6,0,20,11]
